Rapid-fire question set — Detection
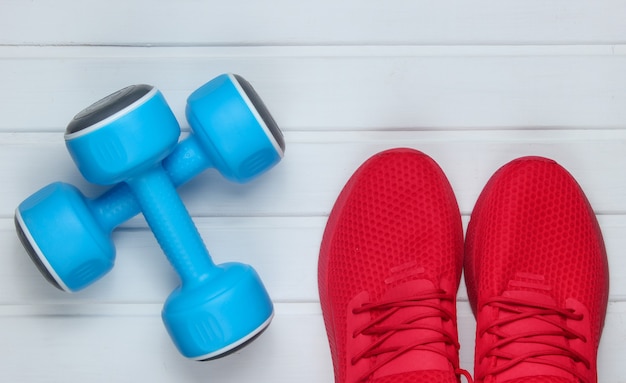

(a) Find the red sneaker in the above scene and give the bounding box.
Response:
[465,157,609,383]
[319,148,467,383]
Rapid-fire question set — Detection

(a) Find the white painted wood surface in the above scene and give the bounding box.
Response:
[1,2,625,382]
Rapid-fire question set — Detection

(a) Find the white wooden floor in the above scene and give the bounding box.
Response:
[1,1,626,382]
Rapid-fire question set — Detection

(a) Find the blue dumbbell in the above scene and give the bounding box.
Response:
[16,75,282,359]
[16,74,284,293]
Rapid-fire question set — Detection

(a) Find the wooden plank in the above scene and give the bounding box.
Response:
[1,46,626,131]
[0,301,623,382]
[1,130,625,218]
[0,303,333,382]
[2,1,626,46]
[2,214,624,305]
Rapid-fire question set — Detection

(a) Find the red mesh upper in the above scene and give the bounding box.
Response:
[501,377,576,383]
[319,148,464,383]
[374,370,462,383]
[464,157,609,383]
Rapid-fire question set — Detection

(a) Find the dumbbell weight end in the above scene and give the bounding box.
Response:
[163,262,274,360]
[15,183,115,291]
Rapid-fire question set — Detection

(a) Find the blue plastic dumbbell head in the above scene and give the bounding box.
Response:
[185,74,285,183]
[63,82,274,359]
[15,182,114,292]
[65,84,180,185]
[163,262,274,360]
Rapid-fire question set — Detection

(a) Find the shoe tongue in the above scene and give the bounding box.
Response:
[494,290,575,383]
[372,279,452,380]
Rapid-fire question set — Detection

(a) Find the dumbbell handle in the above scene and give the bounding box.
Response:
[90,135,209,234]
[126,162,217,285]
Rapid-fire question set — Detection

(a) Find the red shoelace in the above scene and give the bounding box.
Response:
[477,296,590,382]
[351,288,473,382]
